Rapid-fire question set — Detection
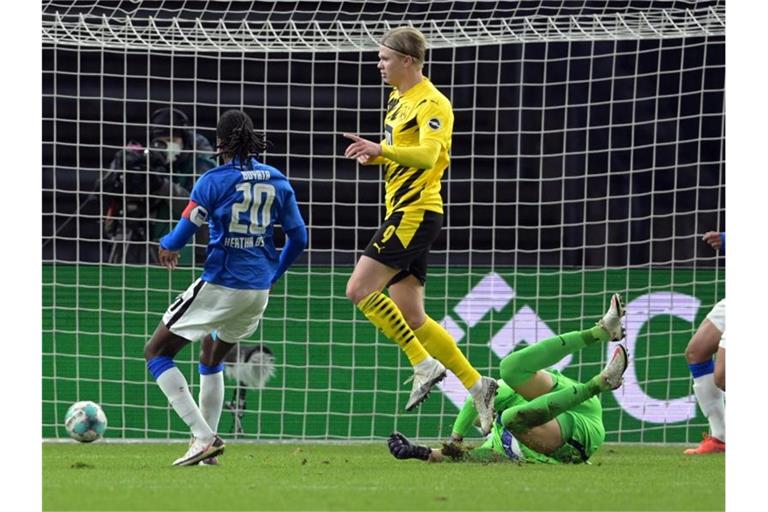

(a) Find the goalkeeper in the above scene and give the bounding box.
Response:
[388,294,628,464]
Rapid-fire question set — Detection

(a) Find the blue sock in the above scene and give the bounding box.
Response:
[199,362,224,375]
[147,356,176,380]
[688,359,715,378]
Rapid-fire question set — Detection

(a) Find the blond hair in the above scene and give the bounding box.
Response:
[380,27,427,68]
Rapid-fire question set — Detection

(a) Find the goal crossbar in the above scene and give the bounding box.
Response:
[42,7,725,52]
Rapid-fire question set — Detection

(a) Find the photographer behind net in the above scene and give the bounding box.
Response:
[102,108,216,264]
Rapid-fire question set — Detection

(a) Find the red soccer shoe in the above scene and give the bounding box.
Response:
[683,433,725,455]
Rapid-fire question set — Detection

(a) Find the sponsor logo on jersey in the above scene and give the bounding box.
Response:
[428,118,441,130]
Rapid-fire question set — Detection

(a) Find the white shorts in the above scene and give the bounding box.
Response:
[162,278,269,343]
[719,331,726,349]
[705,299,726,334]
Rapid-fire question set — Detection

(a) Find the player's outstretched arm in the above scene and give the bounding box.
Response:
[343,133,393,166]
[387,432,439,462]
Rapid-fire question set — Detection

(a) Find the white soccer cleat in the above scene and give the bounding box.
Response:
[597,293,626,341]
[600,345,629,390]
[186,436,220,466]
[172,435,225,467]
[404,359,447,411]
[471,376,498,436]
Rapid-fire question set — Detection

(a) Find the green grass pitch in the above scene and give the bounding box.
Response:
[43,442,723,511]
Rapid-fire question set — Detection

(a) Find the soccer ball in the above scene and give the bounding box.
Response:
[64,401,107,442]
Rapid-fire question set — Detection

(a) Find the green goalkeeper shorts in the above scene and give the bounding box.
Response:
[471,369,606,464]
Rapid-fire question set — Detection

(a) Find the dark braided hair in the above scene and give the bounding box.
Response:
[215,110,268,168]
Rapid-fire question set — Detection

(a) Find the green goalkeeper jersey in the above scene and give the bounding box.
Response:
[452,369,605,464]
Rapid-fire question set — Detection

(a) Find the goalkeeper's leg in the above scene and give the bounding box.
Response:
[502,345,628,455]
[499,293,625,399]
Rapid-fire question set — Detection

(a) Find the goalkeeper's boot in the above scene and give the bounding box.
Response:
[599,344,629,390]
[470,376,499,436]
[404,358,447,411]
[387,432,431,461]
[597,293,626,341]
[683,433,725,455]
[173,435,225,467]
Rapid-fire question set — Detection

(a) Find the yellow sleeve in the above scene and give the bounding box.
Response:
[417,98,453,149]
[380,139,441,169]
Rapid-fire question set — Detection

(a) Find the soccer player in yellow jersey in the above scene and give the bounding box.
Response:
[342,27,497,434]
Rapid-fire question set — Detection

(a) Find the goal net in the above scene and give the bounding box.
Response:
[42,0,725,443]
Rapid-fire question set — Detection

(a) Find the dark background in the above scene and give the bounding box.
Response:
[42,1,725,268]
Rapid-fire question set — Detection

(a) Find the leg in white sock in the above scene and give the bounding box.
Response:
[199,371,225,433]
[693,373,725,442]
[685,317,725,443]
[157,367,214,441]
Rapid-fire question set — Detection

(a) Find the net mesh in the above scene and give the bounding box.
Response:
[42,0,725,443]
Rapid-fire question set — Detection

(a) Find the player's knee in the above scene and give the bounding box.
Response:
[345,280,367,305]
[504,408,536,435]
[398,306,425,330]
[684,338,709,364]
[199,348,226,367]
[499,352,522,387]
[199,349,213,367]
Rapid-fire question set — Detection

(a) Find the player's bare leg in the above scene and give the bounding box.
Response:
[684,317,725,454]
[346,256,445,410]
[144,323,190,361]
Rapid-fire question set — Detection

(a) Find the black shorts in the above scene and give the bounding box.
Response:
[363,209,443,286]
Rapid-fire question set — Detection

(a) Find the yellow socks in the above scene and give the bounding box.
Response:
[414,316,481,389]
[356,293,484,389]
[357,292,429,366]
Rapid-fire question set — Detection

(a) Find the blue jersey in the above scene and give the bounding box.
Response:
[184,157,305,289]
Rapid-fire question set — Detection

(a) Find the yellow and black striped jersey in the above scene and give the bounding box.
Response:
[380,78,454,216]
